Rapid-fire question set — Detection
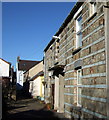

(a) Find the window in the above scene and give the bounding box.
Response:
[77,69,82,106]
[76,15,82,49]
[89,2,97,17]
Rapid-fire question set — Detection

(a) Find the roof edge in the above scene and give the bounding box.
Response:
[29,71,44,81]
[44,2,83,52]
[23,60,43,74]
[0,58,11,65]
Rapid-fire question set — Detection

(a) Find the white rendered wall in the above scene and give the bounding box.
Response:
[16,70,24,87]
[30,77,41,98]
[16,61,24,87]
[54,76,59,111]
[0,59,10,77]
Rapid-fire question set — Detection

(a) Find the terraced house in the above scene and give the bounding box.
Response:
[44,1,109,119]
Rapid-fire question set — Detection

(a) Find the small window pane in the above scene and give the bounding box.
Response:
[77,70,82,84]
[76,15,82,49]
[76,32,82,48]
[90,2,97,16]
[77,16,82,32]
[78,88,81,105]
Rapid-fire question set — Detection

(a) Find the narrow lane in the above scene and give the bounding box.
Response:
[6,99,67,120]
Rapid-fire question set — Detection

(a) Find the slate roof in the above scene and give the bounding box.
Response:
[18,59,41,71]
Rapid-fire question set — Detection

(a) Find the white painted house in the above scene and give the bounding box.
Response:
[0,58,11,77]
[16,56,40,90]
[0,58,11,89]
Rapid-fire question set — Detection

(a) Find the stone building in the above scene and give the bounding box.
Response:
[44,1,109,119]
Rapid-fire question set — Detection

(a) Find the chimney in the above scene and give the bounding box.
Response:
[17,56,20,63]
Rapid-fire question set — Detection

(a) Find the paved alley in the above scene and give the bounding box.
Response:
[5,99,68,120]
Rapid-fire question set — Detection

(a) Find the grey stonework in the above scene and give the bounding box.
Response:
[44,1,109,119]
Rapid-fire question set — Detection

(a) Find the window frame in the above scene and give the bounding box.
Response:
[89,2,97,17]
[76,15,82,49]
[77,69,82,107]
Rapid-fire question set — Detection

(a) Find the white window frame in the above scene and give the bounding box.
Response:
[77,69,82,106]
[89,2,97,17]
[76,15,82,49]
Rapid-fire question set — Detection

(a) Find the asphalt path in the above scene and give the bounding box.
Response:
[5,99,68,120]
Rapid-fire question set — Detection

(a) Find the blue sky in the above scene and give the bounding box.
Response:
[2,2,75,68]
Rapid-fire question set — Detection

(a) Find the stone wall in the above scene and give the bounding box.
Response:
[44,1,108,119]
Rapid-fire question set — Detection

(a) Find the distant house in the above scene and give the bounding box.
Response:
[0,58,11,88]
[0,58,11,77]
[16,56,40,90]
[24,61,44,100]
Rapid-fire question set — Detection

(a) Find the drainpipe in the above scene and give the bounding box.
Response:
[104,2,109,120]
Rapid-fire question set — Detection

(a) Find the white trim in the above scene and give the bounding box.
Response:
[82,25,104,41]
[82,73,106,78]
[65,110,71,115]
[82,61,105,69]
[64,102,74,107]
[59,37,105,65]
[59,55,72,65]
[64,77,76,81]
[81,48,105,60]
[59,27,75,47]
[59,48,105,68]
[64,93,76,96]
[82,2,88,11]
[59,37,74,52]
[66,48,105,66]
[81,95,106,103]
[77,69,82,106]
[82,10,88,18]
[65,84,106,88]
[74,6,82,19]
[82,36,105,51]
[82,13,104,32]
[64,93,106,103]
[82,108,107,119]
[60,22,74,43]
[59,46,74,59]
[65,110,79,118]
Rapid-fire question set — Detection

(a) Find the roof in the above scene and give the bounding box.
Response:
[0,58,11,65]
[29,71,44,81]
[18,59,41,71]
[23,60,43,74]
[54,2,83,36]
[44,2,83,52]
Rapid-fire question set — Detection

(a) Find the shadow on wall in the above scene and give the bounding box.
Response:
[16,83,23,90]
[16,82,32,100]
[22,81,31,98]
[70,106,105,120]
[70,106,82,120]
